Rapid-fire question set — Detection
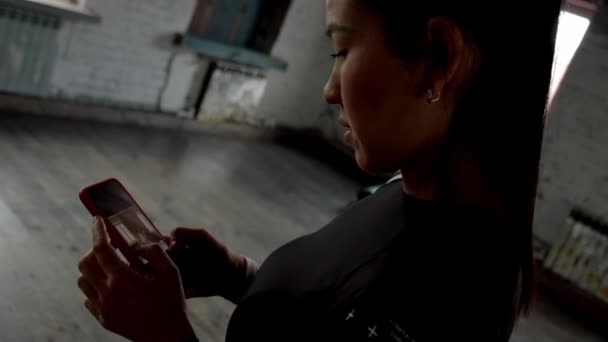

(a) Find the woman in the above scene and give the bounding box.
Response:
[77,0,562,341]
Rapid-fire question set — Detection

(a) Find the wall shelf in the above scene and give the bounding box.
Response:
[184,33,288,71]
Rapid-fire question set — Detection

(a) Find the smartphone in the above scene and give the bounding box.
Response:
[79,178,167,267]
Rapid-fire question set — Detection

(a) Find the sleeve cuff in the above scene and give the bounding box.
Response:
[243,256,259,281]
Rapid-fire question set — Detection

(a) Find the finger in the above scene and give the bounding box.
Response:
[78,276,100,301]
[92,216,127,274]
[135,243,177,275]
[170,227,212,245]
[84,299,103,325]
[78,250,108,285]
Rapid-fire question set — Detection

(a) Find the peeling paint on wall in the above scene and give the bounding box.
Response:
[198,63,268,125]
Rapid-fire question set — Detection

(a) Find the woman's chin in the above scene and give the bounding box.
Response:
[354,148,400,175]
[354,150,381,174]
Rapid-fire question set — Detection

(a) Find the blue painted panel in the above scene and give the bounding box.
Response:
[185,33,287,71]
[233,0,263,46]
[194,0,263,46]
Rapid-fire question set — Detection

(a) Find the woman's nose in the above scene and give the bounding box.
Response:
[324,73,341,105]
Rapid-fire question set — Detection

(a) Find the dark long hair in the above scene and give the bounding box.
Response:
[359,0,562,316]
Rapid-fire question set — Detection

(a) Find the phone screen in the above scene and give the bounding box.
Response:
[86,180,163,248]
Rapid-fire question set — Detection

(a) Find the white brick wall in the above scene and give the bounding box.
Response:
[534,9,608,244]
[51,0,197,110]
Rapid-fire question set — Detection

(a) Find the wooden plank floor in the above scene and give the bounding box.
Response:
[0,113,603,341]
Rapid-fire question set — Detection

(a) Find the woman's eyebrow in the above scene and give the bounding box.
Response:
[326,23,354,38]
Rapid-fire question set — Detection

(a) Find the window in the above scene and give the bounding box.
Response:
[549,10,591,103]
[27,0,86,11]
[548,0,603,104]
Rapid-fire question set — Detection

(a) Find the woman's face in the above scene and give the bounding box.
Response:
[324,0,450,174]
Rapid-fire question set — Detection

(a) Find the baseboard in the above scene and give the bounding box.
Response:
[0,92,274,139]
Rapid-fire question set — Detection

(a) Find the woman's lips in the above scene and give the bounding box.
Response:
[344,130,353,144]
[338,115,353,143]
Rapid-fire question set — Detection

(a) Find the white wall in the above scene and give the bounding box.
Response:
[254,0,337,129]
[50,0,199,111]
[534,8,608,243]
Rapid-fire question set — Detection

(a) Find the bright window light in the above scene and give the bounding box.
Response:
[550,11,591,102]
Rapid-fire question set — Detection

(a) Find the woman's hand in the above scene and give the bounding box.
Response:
[77,217,196,342]
[166,228,251,304]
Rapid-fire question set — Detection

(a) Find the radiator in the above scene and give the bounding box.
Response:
[0,4,61,97]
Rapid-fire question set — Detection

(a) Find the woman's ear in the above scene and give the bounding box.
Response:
[425,16,467,93]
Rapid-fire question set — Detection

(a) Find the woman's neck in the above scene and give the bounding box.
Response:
[400,147,502,212]
[400,168,438,201]
[399,147,442,200]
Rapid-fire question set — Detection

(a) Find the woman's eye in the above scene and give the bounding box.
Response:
[330,49,348,59]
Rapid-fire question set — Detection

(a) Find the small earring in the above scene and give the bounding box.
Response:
[426,89,441,104]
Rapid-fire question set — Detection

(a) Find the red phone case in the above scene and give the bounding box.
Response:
[79,177,163,269]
